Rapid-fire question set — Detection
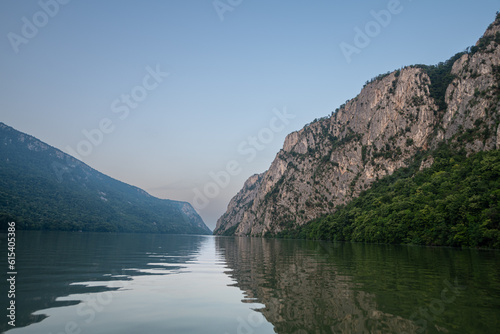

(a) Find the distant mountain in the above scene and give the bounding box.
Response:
[0,123,211,234]
[214,13,500,246]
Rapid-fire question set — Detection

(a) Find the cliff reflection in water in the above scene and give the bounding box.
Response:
[217,237,424,334]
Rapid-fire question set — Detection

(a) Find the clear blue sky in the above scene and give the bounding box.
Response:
[1,0,498,230]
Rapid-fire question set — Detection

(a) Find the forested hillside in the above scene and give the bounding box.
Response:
[277,147,500,249]
[0,123,211,234]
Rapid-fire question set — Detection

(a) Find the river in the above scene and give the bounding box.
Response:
[1,231,499,333]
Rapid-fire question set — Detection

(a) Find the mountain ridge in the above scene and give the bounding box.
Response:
[0,122,211,234]
[214,12,500,239]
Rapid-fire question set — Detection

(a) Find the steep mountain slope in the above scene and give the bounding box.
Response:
[278,148,500,248]
[214,13,500,237]
[0,123,211,234]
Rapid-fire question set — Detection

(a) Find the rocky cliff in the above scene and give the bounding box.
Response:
[214,14,500,237]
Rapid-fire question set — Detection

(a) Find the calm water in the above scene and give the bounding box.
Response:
[0,232,499,334]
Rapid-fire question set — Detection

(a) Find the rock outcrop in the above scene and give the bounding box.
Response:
[214,14,500,236]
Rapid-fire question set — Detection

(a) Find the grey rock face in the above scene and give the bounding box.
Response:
[215,16,500,236]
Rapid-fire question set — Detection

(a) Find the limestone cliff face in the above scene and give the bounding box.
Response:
[214,15,500,236]
[441,17,500,151]
[214,173,264,234]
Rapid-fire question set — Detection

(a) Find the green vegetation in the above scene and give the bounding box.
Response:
[277,148,500,249]
[362,50,465,115]
[363,70,393,88]
[469,12,500,55]
[414,52,465,113]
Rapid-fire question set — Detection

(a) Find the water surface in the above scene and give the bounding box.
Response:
[1,231,499,333]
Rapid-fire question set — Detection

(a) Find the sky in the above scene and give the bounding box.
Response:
[0,0,498,230]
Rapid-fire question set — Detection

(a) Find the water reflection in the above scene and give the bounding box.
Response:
[1,232,498,333]
[1,231,205,333]
[216,237,500,334]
